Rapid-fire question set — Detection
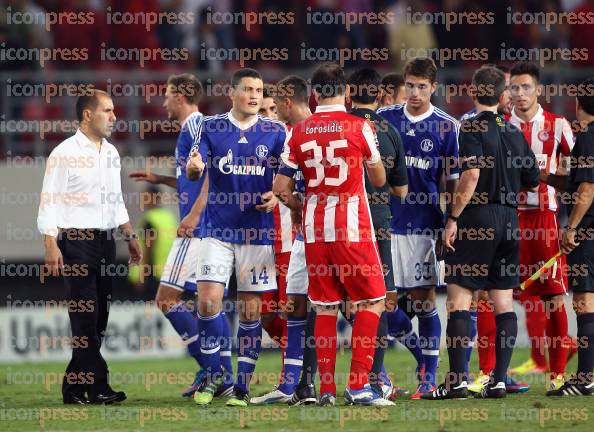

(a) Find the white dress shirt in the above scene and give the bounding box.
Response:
[37,129,130,237]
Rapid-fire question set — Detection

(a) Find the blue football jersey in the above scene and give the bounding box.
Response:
[377,104,460,234]
[192,112,287,245]
[175,111,206,236]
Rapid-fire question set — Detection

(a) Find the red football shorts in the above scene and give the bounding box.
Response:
[261,251,290,314]
[518,210,568,297]
[304,241,386,306]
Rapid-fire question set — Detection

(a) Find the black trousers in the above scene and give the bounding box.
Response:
[58,229,115,398]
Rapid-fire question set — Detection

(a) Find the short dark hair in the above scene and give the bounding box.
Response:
[404,58,437,83]
[275,75,309,104]
[348,68,381,104]
[311,63,346,98]
[167,73,203,105]
[263,84,274,99]
[495,64,510,74]
[577,76,594,116]
[472,65,506,106]
[76,89,110,122]
[381,72,405,96]
[510,61,540,83]
[231,68,262,88]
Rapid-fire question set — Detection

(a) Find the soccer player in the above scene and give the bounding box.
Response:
[506,62,575,391]
[251,75,312,405]
[377,58,460,398]
[348,68,420,399]
[422,65,540,400]
[187,68,287,407]
[273,63,393,407]
[381,72,407,107]
[128,74,235,398]
[259,85,278,119]
[545,76,594,396]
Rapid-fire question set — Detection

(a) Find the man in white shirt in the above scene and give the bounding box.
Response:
[37,90,142,405]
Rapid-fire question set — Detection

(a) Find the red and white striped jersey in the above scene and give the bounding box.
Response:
[506,105,574,212]
[281,104,380,243]
[273,202,294,253]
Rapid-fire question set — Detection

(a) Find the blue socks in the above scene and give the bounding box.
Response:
[278,317,306,394]
[386,307,424,367]
[219,312,234,386]
[198,311,223,377]
[165,302,202,367]
[236,320,262,393]
[418,308,441,385]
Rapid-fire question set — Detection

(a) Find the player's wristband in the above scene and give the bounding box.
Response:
[123,233,138,242]
[563,225,576,232]
[448,214,459,223]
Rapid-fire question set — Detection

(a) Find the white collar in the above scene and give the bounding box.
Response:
[315,104,347,113]
[511,104,544,124]
[228,110,258,130]
[403,103,434,123]
[75,129,106,150]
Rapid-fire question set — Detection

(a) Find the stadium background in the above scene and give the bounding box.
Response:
[0,0,592,375]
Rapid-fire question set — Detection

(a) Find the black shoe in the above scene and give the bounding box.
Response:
[89,389,127,405]
[475,382,506,399]
[288,384,317,406]
[420,382,468,400]
[546,379,594,397]
[63,393,89,405]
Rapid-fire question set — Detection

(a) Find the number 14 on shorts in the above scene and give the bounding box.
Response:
[250,267,270,285]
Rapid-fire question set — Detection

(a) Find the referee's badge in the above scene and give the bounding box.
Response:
[420,139,434,152]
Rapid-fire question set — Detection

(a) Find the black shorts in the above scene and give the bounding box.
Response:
[567,220,594,293]
[445,204,519,291]
[374,215,395,292]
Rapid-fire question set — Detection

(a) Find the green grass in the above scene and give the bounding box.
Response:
[1,348,592,431]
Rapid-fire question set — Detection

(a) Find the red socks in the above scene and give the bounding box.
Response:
[263,314,286,348]
[315,314,338,395]
[546,302,570,376]
[477,300,496,374]
[348,310,380,390]
[521,294,548,368]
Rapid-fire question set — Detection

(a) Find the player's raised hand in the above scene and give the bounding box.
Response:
[444,218,457,253]
[129,171,159,184]
[256,191,278,213]
[187,148,205,174]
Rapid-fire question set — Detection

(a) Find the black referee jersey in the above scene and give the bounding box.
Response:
[445,111,540,291]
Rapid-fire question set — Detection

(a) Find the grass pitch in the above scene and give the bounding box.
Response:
[1,348,592,431]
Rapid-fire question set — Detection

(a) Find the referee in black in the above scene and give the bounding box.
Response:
[37,90,142,404]
[421,65,540,400]
[542,76,594,396]
[348,68,409,394]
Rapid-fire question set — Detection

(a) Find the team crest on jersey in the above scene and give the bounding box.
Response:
[201,265,211,276]
[420,139,434,152]
[256,145,269,158]
[538,130,550,141]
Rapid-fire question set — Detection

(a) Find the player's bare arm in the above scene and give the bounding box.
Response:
[186,148,205,180]
[365,159,387,188]
[444,168,480,251]
[178,173,209,237]
[272,174,301,212]
[561,181,594,254]
[129,171,177,189]
[43,234,63,277]
[390,184,408,199]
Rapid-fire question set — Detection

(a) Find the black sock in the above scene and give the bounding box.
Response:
[576,313,594,385]
[446,310,471,387]
[494,311,517,384]
[299,308,317,387]
[370,312,388,386]
[398,294,416,320]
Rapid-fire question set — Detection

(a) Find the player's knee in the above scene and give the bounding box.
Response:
[155,285,181,313]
